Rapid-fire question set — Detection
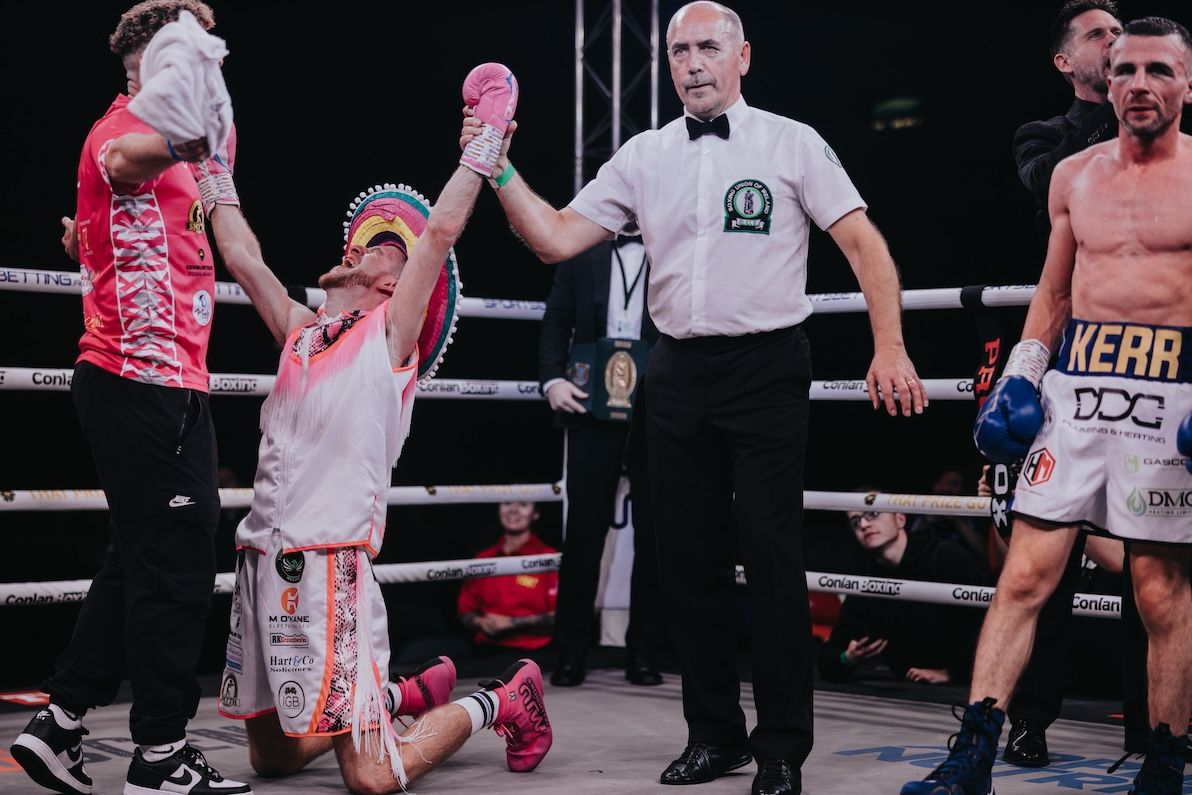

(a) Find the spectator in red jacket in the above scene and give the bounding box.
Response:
[458,502,559,651]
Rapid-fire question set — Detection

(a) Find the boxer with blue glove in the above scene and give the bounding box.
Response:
[904,18,1192,795]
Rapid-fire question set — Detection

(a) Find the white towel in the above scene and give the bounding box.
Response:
[128,10,233,155]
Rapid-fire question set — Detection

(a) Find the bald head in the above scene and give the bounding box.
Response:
[667,2,744,48]
[665,1,750,120]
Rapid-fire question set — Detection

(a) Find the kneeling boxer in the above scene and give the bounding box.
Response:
[201,63,552,793]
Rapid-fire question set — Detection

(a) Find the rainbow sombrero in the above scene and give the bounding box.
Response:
[342,183,461,383]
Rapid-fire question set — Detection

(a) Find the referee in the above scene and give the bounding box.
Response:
[463,4,925,793]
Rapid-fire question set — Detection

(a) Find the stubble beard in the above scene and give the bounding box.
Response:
[318,268,378,290]
[1121,109,1175,142]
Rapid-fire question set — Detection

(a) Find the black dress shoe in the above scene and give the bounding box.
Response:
[753,759,800,795]
[1002,719,1049,767]
[626,650,663,686]
[549,653,586,687]
[660,743,752,785]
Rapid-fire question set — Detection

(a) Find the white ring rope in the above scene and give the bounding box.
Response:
[0,367,543,401]
[0,267,1036,315]
[0,367,981,402]
[0,488,984,514]
[0,483,564,511]
[0,562,1121,620]
[0,268,547,321]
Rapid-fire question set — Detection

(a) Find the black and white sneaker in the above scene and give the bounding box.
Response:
[124,745,253,795]
[10,707,92,794]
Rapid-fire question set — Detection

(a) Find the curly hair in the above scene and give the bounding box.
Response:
[109,0,216,57]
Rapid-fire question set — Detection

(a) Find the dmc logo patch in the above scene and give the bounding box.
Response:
[275,550,305,584]
[1127,488,1147,516]
[1023,448,1056,486]
[280,587,299,615]
[723,179,773,234]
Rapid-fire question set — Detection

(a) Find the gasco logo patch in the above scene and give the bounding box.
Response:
[723,179,773,235]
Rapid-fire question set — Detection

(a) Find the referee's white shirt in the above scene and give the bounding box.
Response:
[569,97,866,339]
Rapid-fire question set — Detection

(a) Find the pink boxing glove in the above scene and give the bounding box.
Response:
[187,125,239,216]
[460,63,519,176]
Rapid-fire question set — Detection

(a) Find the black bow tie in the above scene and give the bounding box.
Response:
[686,114,730,141]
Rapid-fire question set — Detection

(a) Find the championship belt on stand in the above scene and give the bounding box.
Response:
[568,337,651,422]
[343,183,461,383]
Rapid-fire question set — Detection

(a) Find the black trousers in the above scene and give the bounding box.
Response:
[554,422,662,657]
[45,362,220,744]
[647,327,813,766]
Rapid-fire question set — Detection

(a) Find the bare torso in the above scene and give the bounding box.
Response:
[1064,134,1192,325]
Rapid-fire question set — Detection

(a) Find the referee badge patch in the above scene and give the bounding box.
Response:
[723,179,773,234]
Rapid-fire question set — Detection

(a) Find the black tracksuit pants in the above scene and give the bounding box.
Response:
[44,361,220,744]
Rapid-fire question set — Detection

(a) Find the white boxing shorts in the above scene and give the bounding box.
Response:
[218,534,392,736]
[1012,318,1192,544]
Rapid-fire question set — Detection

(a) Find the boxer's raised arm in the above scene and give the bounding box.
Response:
[385,166,483,365]
[208,205,314,344]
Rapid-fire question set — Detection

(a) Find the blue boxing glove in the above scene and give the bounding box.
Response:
[1178,412,1192,474]
[973,340,1051,463]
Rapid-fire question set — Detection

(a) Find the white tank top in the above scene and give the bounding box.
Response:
[236,300,416,556]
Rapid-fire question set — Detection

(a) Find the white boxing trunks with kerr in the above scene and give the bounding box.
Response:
[1013,318,1192,544]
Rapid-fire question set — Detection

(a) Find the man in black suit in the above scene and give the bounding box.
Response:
[538,236,663,687]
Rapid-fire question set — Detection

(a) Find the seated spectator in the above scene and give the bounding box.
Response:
[818,500,991,685]
[458,502,559,651]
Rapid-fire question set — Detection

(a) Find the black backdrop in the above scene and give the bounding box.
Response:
[1,1,1185,687]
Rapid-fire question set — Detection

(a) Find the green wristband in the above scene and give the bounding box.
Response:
[494,162,516,188]
[840,651,852,666]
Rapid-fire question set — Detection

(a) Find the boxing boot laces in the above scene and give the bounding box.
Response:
[1119,723,1187,795]
[899,697,1005,795]
[479,658,553,772]
[388,656,457,724]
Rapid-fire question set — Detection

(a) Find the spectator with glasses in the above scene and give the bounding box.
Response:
[818,501,991,685]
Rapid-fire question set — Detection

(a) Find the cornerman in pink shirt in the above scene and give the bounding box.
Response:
[10,3,254,795]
